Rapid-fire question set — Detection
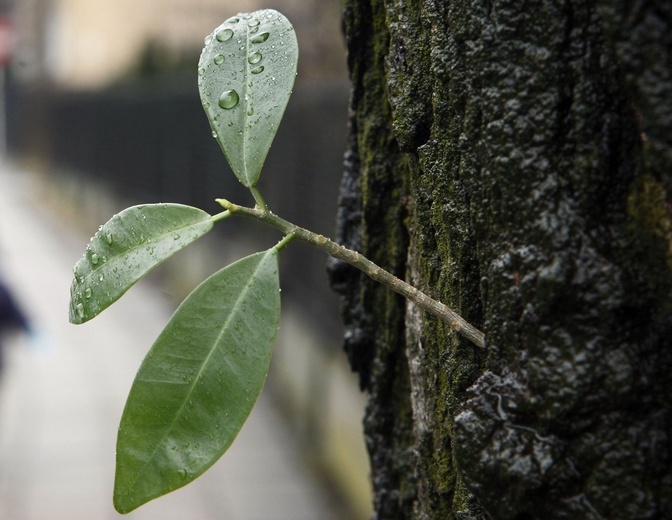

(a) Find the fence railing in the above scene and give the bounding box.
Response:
[8,75,351,341]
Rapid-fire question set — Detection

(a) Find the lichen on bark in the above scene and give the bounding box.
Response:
[332,1,672,519]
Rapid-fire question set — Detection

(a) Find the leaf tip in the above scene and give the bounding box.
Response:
[113,496,134,515]
[68,296,85,325]
[113,478,145,515]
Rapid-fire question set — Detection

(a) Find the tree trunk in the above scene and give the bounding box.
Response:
[329,1,672,518]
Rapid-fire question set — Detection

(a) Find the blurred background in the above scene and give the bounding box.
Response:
[0,0,371,518]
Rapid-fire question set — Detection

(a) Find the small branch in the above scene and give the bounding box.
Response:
[216,199,486,349]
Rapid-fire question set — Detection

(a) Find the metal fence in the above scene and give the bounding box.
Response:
[8,75,351,340]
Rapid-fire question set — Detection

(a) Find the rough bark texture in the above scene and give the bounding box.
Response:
[329,1,672,519]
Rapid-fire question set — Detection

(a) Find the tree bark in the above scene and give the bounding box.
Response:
[330,1,672,519]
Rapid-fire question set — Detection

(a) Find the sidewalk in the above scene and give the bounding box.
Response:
[0,162,340,520]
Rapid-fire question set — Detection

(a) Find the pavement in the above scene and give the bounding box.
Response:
[0,161,341,520]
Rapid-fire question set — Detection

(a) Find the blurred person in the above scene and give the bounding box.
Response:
[0,276,29,374]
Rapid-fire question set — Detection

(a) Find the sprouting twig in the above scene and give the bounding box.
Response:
[216,199,486,349]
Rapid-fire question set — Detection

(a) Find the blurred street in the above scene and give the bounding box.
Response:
[0,161,341,519]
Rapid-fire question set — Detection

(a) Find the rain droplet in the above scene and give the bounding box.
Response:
[247,19,260,27]
[204,35,213,45]
[91,253,99,265]
[216,28,234,42]
[218,89,239,109]
[198,67,205,76]
[85,288,92,299]
[251,32,270,44]
[76,303,85,319]
[105,232,113,245]
[172,233,180,240]
[178,469,188,480]
[251,66,264,75]
[248,51,262,64]
[227,17,239,24]
[214,54,225,65]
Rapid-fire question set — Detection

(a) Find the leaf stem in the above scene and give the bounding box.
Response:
[249,186,268,211]
[274,233,296,251]
[211,210,232,223]
[215,199,486,349]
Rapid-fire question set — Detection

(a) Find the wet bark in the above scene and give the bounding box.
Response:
[329,1,672,519]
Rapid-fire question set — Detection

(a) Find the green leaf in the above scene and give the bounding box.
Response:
[198,9,298,187]
[113,249,281,514]
[69,204,213,324]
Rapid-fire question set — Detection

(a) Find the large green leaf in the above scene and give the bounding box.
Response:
[69,204,213,324]
[198,9,298,187]
[113,249,281,514]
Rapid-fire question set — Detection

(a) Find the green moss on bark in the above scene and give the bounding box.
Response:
[628,174,672,266]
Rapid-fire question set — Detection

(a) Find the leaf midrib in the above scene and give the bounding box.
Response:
[242,22,252,186]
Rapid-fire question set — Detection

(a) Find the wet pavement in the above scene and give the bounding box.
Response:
[0,161,340,520]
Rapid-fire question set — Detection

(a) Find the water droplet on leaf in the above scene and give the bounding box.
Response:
[91,253,99,265]
[214,54,225,65]
[218,89,239,109]
[216,28,234,42]
[76,303,85,319]
[84,288,92,299]
[251,65,264,75]
[251,32,270,44]
[248,51,262,64]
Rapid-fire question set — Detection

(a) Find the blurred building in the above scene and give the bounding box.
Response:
[11,0,345,88]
